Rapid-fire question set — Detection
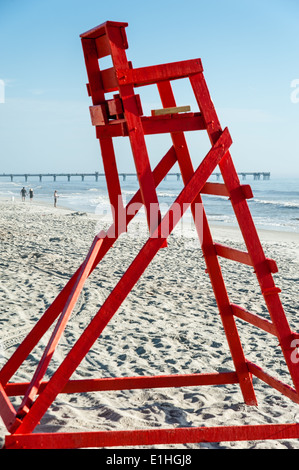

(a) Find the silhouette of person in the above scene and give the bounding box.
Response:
[20,187,27,202]
[54,190,58,207]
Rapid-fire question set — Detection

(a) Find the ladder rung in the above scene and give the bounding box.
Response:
[247,361,299,404]
[201,182,229,197]
[215,243,252,266]
[200,183,253,199]
[117,59,203,87]
[214,243,278,273]
[231,304,277,336]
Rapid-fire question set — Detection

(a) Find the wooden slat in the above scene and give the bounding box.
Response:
[266,259,279,274]
[107,95,123,117]
[0,382,19,432]
[16,234,106,419]
[215,243,278,274]
[215,243,252,266]
[81,38,105,106]
[5,371,239,397]
[100,67,118,93]
[6,423,299,448]
[107,24,162,236]
[95,113,206,138]
[99,138,126,238]
[247,361,299,404]
[143,113,205,134]
[89,105,107,126]
[200,182,229,197]
[62,371,238,392]
[80,21,128,39]
[117,59,203,87]
[151,105,191,116]
[95,34,111,58]
[231,304,277,336]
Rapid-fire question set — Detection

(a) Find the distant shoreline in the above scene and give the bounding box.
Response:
[1,196,298,245]
[0,198,299,449]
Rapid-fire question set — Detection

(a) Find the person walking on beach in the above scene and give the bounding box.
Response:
[20,187,27,202]
[54,190,58,207]
[29,188,34,202]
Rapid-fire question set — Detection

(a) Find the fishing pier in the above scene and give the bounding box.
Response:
[0,172,270,182]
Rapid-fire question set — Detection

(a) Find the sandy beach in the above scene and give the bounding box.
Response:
[1,197,299,449]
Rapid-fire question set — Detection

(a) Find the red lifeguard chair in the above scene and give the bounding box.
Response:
[1,21,299,448]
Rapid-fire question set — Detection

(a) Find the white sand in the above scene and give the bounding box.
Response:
[1,198,299,449]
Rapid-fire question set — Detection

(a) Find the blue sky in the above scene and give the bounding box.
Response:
[0,0,298,176]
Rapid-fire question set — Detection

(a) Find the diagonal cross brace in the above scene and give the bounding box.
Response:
[0,146,177,391]
[16,234,106,419]
[13,127,232,434]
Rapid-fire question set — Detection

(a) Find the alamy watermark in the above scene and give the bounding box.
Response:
[0,79,5,103]
[290,79,299,104]
[94,196,203,248]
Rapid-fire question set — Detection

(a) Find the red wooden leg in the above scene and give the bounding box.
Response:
[14,129,231,434]
[157,80,257,406]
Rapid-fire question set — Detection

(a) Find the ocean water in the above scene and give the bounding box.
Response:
[0,175,298,234]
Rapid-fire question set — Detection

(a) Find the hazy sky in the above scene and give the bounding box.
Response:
[0,0,298,176]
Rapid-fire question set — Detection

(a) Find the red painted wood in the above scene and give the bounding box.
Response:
[142,113,206,134]
[95,113,206,138]
[231,304,277,336]
[247,361,299,404]
[80,21,129,40]
[99,138,126,236]
[103,23,162,235]
[190,71,299,396]
[81,38,105,106]
[0,267,81,387]
[100,67,118,93]
[0,383,20,432]
[214,243,253,266]
[0,146,178,431]
[16,235,105,418]
[5,371,239,397]
[6,423,299,449]
[215,243,278,274]
[116,58,203,87]
[107,95,124,118]
[156,79,257,406]
[200,182,229,197]
[0,146,177,390]
[2,20,299,449]
[89,104,108,125]
[95,34,111,59]
[14,129,231,434]
[82,35,126,235]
